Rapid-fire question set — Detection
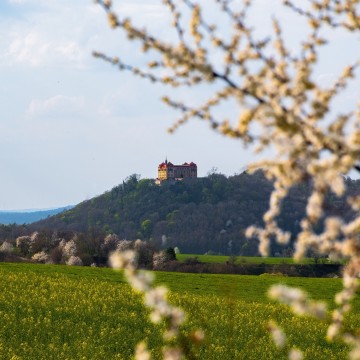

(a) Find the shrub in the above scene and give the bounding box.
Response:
[66,256,83,266]
[32,251,50,264]
[165,247,176,261]
[0,241,13,254]
[152,252,167,270]
[101,233,120,254]
[183,256,200,265]
[49,246,64,265]
[15,236,31,256]
[63,239,77,257]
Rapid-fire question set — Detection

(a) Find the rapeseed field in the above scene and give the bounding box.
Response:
[0,263,356,359]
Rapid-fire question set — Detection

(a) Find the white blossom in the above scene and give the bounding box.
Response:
[32,251,49,263]
[288,348,303,360]
[0,241,13,253]
[63,239,77,257]
[66,256,83,266]
[268,321,286,348]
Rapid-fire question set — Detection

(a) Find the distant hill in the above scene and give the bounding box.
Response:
[27,172,359,255]
[0,206,73,225]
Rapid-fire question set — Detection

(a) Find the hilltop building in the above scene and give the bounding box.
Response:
[156,159,197,184]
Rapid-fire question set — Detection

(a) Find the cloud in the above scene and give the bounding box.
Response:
[56,41,83,63]
[27,95,85,118]
[98,88,139,117]
[7,0,61,7]
[4,28,89,67]
[1,1,169,70]
[1,2,98,69]
[7,31,50,66]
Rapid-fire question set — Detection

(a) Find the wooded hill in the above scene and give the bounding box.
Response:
[17,171,357,256]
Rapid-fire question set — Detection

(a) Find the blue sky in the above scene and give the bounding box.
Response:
[1,0,359,210]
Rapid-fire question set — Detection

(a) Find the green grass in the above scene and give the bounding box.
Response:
[0,263,356,359]
[176,254,322,264]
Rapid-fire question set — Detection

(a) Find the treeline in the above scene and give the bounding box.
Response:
[0,171,358,256]
[0,231,176,269]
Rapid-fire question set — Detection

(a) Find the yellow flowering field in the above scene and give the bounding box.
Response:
[0,263,357,359]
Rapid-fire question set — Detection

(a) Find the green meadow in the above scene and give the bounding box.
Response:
[0,263,357,359]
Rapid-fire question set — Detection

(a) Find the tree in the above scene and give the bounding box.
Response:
[141,219,153,239]
[95,0,360,358]
[165,246,177,261]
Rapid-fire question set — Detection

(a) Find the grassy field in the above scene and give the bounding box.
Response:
[176,254,321,264]
[0,263,356,359]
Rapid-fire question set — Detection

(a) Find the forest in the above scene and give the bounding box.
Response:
[0,170,358,257]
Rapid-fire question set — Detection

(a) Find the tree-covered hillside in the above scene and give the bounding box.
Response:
[26,171,358,256]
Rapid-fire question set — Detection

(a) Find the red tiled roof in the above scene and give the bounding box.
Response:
[158,161,197,169]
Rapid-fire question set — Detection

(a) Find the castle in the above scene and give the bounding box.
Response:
[156,159,197,184]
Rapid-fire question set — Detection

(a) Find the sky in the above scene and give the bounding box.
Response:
[0,0,359,210]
